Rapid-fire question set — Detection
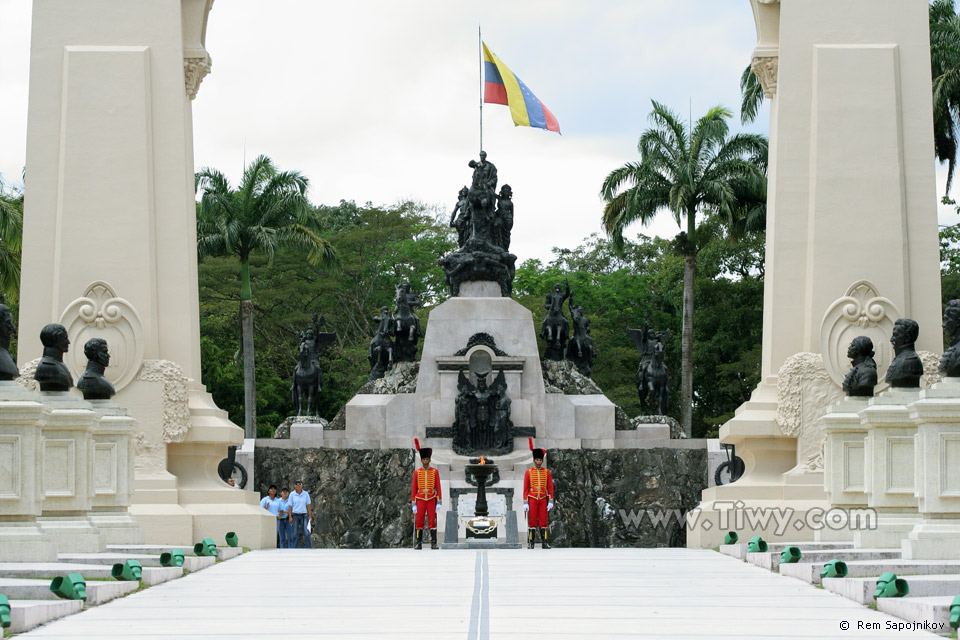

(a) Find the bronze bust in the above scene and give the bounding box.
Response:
[34,323,73,392]
[885,318,923,388]
[842,336,878,397]
[77,337,115,400]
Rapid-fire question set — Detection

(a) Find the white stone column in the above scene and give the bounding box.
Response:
[902,378,960,558]
[37,391,104,552]
[855,390,922,548]
[0,381,58,561]
[88,399,143,544]
[817,396,871,542]
[689,0,942,547]
[17,0,273,546]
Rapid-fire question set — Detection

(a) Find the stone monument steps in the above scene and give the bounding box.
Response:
[747,547,901,572]
[823,573,960,605]
[58,552,215,572]
[1,599,83,635]
[720,541,853,560]
[779,559,960,586]
[876,596,958,636]
[0,562,183,586]
[106,544,242,562]
[0,576,139,606]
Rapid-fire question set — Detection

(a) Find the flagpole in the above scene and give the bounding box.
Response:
[478,25,483,153]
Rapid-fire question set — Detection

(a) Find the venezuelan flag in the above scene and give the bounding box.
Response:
[483,42,560,134]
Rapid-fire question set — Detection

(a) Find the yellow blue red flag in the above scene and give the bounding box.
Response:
[482,42,560,134]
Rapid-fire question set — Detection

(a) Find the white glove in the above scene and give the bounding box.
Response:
[411,503,417,514]
[437,502,442,509]
[547,500,554,512]
[523,503,529,512]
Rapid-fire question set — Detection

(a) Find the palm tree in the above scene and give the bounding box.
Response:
[0,175,23,306]
[600,101,768,437]
[196,155,338,438]
[739,64,765,126]
[931,0,960,195]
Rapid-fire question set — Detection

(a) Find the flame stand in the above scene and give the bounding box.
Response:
[464,463,498,539]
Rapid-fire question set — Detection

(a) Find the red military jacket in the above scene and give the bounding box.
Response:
[411,466,442,501]
[523,467,554,501]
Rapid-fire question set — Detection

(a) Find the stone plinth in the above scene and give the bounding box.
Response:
[902,378,960,559]
[414,286,546,441]
[37,391,103,552]
[692,0,943,546]
[88,399,143,544]
[17,1,272,548]
[0,381,58,561]
[817,396,871,541]
[855,389,921,549]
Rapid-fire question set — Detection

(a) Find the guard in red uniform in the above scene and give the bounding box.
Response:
[411,439,442,550]
[523,438,554,549]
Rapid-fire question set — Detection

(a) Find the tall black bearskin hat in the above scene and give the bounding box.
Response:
[415,438,432,459]
[529,437,545,460]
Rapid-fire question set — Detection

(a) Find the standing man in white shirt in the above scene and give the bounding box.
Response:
[289,480,313,548]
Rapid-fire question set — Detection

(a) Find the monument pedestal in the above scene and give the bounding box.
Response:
[855,390,921,549]
[688,380,831,547]
[88,400,143,544]
[0,382,58,561]
[37,392,103,553]
[816,396,871,542]
[902,378,960,559]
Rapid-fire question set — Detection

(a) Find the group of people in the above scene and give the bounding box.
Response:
[258,441,554,550]
[259,481,313,548]
[410,437,554,550]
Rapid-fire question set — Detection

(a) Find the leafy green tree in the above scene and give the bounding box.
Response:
[739,64,765,125]
[0,175,23,307]
[196,155,337,437]
[931,0,960,194]
[600,101,767,436]
[198,200,453,434]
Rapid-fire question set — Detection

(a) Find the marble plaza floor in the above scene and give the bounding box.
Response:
[15,548,941,639]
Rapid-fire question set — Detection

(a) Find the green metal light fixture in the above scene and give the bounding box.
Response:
[873,572,909,599]
[195,538,217,557]
[50,574,87,600]
[747,536,767,553]
[820,559,848,578]
[111,560,142,581]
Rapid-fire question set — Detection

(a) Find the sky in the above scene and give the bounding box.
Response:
[0,0,957,264]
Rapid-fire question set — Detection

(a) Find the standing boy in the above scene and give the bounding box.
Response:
[290,480,312,548]
[523,438,554,549]
[277,487,293,548]
[411,439,442,549]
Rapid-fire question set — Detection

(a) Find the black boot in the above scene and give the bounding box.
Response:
[414,529,423,550]
[528,529,535,549]
[539,527,551,549]
[430,529,438,549]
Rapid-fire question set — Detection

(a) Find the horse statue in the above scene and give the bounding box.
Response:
[540,280,571,361]
[636,341,669,415]
[292,341,322,417]
[291,315,337,417]
[565,294,596,377]
[627,320,670,415]
[392,282,421,362]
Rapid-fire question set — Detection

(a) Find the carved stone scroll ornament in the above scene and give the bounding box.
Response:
[776,353,844,472]
[819,281,900,391]
[750,55,779,98]
[136,360,191,444]
[184,54,212,100]
[59,281,144,393]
